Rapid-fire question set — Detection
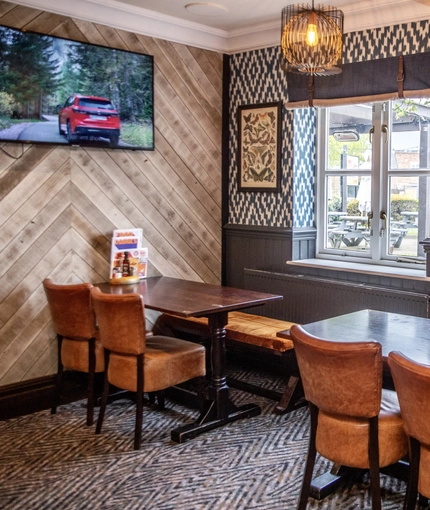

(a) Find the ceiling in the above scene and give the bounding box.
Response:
[114,0,430,31]
[15,0,430,53]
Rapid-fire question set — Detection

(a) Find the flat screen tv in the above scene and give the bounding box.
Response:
[0,25,154,150]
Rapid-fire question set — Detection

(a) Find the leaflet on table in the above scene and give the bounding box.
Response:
[110,235,148,279]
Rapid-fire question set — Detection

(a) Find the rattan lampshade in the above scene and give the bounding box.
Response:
[281,2,344,75]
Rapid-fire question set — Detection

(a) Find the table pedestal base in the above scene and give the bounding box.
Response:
[171,402,261,443]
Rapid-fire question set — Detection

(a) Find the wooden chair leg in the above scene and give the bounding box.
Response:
[275,375,305,414]
[297,404,318,510]
[96,350,110,436]
[86,337,96,426]
[368,416,382,510]
[51,335,64,415]
[405,437,420,510]
[134,353,144,450]
[156,391,165,410]
[418,494,428,507]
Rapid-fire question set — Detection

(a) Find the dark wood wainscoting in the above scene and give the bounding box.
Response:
[223,224,430,324]
[224,224,293,288]
[223,224,316,288]
[244,268,430,323]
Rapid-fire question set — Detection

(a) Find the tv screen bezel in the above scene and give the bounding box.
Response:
[0,23,155,151]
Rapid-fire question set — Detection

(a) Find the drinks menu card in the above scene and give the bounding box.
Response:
[110,228,148,280]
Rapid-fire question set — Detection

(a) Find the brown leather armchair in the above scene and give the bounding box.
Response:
[290,324,408,510]
[388,351,430,510]
[90,286,206,450]
[43,278,104,426]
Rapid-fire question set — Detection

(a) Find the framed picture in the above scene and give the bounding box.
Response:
[237,101,282,192]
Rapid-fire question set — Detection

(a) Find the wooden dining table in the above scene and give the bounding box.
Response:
[277,308,430,499]
[299,308,430,363]
[97,276,282,443]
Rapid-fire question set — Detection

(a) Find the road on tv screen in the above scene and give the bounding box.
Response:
[0,116,131,148]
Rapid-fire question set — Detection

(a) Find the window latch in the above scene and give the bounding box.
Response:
[380,211,387,237]
[367,211,373,236]
[381,124,388,143]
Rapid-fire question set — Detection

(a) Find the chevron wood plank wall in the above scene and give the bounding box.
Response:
[0,1,222,386]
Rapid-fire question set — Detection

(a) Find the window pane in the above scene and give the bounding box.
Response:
[326,175,370,253]
[388,99,430,260]
[392,100,430,170]
[388,176,428,258]
[328,105,373,170]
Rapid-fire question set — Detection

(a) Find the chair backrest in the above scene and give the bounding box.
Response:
[43,278,96,339]
[388,351,430,446]
[91,287,146,355]
[290,324,383,418]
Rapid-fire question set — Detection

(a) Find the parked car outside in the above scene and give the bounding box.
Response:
[58,94,120,147]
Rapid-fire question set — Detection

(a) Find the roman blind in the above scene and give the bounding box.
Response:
[286,52,430,108]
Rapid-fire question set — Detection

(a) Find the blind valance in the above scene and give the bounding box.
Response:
[285,52,430,108]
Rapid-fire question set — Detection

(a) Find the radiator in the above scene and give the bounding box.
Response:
[244,269,430,323]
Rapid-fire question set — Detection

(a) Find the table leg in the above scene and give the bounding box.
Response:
[171,311,261,443]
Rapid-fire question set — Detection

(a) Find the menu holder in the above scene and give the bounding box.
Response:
[109,229,148,283]
[109,275,140,285]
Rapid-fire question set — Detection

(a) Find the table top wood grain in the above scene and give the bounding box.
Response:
[278,309,430,365]
[97,276,282,318]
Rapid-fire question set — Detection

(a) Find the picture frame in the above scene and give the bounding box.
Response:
[237,101,282,192]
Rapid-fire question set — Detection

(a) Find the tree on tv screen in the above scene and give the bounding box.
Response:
[0,28,60,118]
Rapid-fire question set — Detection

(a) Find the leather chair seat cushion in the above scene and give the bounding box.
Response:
[61,332,104,373]
[108,336,206,393]
[155,312,295,352]
[419,444,430,498]
[316,389,408,469]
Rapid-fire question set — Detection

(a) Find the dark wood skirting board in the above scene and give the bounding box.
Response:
[0,372,90,421]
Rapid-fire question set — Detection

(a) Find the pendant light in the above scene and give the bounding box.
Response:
[281,1,344,75]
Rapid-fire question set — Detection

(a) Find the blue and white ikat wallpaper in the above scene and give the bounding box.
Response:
[228,19,430,229]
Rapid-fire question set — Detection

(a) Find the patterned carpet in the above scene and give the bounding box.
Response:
[0,363,411,510]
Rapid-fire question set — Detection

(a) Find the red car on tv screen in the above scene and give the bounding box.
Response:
[59,94,120,147]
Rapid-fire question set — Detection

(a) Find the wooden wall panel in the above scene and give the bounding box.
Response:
[0,1,222,386]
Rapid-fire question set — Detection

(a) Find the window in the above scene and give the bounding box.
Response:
[317,99,430,269]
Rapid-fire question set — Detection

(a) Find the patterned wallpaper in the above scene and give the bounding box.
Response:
[228,18,430,229]
[228,46,293,228]
[343,19,430,63]
[293,109,316,228]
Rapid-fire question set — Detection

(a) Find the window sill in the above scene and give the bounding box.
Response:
[287,258,429,281]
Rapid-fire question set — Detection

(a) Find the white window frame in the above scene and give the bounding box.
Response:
[315,101,428,273]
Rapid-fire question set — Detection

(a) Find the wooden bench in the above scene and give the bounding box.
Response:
[153,311,305,414]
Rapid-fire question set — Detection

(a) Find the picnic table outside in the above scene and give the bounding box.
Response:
[327,214,369,249]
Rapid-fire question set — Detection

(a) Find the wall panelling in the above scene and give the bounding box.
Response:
[0,1,223,386]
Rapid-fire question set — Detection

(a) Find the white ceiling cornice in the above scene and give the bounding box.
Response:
[16,0,230,51]
[12,0,430,54]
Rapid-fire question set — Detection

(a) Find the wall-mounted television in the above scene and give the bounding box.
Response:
[0,25,154,150]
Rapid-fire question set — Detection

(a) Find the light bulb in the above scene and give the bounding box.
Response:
[306,11,318,47]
